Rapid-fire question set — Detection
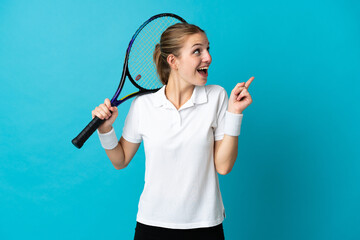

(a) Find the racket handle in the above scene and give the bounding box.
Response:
[72,116,105,149]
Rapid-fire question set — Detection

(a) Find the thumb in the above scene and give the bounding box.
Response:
[110,106,118,117]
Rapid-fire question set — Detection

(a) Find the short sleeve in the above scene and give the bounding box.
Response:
[122,97,142,143]
[214,87,229,141]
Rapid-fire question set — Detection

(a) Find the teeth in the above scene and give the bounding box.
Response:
[198,67,209,70]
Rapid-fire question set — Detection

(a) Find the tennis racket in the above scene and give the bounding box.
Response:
[72,13,186,149]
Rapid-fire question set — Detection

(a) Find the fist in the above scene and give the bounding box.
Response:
[92,98,118,133]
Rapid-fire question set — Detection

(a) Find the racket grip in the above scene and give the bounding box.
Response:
[72,116,105,149]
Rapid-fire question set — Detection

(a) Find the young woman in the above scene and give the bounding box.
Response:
[93,23,254,240]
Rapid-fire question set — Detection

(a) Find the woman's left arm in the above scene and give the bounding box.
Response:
[214,77,254,175]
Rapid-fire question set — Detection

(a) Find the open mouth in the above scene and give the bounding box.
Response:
[197,67,208,76]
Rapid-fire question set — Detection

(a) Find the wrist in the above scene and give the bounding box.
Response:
[227,107,243,115]
[224,111,243,136]
[229,110,243,114]
[98,125,113,134]
[97,127,118,149]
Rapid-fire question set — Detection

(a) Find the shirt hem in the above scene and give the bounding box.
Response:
[214,134,224,141]
[136,216,224,229]
[122,133,142,143]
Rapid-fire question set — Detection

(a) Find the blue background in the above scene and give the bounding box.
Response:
[1,0,359,239]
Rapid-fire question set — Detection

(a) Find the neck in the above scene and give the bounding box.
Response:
[165,74,195,110]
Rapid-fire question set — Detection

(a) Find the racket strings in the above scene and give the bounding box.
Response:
[130,20,169,88]
[128,16,182,90]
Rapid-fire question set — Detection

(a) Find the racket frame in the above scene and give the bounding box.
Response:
[111,13,186,106]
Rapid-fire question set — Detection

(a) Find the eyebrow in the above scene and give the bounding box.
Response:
[192,42,210,48]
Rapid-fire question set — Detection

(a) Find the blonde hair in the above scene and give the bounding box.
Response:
[153,23,205,85]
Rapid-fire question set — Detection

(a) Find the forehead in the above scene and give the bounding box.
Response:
[182,33,209,47]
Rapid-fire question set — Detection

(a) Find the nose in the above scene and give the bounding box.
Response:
[203,50,212,64]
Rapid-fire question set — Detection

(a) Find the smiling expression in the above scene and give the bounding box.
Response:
[173,33,211,86]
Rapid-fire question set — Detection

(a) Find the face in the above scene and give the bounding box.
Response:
[173,33,211,86]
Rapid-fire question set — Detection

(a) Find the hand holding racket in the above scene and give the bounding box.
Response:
[91,98,118,134]
[72,13,186,149]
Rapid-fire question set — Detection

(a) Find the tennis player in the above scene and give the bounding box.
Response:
[92,23,254,240]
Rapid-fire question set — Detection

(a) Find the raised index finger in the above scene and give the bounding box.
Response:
[245,77,255,89]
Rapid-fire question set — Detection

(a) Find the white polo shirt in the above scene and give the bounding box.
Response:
[122,84,229,229]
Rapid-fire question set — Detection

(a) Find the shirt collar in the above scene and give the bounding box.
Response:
[153,85,208,109]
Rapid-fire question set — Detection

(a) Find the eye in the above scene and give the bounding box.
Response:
[193,49,200,54]
[207,47,210,52]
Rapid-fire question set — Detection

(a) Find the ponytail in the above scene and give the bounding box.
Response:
[153,43,171,85]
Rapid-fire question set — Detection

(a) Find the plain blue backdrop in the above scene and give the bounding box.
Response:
[1,0,359,239]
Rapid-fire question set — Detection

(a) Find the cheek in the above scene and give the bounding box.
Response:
[181,63,196,74]
[178,58,199,75]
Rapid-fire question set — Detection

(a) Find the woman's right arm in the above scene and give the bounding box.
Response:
[93,98,140,170]
[103,137,140,170]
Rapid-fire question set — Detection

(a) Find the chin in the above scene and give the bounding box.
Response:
[193,77,207,86]
[198,78,207,86]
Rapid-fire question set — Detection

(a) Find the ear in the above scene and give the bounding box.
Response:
[167,54,178,70]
